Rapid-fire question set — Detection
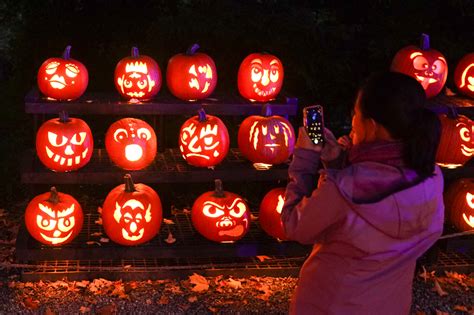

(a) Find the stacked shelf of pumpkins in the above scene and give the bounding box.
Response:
[26,44,294,248]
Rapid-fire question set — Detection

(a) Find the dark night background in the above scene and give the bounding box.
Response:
[0,0,472,207]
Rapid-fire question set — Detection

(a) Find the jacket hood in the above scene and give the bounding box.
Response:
[324,162,444,239]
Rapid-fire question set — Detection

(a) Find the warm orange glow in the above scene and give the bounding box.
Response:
[37,203,76,244]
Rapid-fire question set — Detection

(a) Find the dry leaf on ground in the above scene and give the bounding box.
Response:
[189,273,209,292]
[188,295,198,303]
[433,280,448,297]
[227,278,242,290]
[256,255,271,262]
[163,218,175,225]
[79,306,91,313]
[165,232,176,244]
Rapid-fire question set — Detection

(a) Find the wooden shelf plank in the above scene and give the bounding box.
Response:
[25,88,298,116]
[426,94,474,115]
[21,148,290,184]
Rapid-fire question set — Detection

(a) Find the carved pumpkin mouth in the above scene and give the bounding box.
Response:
[126,91,145,98]
[253,84,276,97]
[415,74,438,84]
[463,213,474,228]
[264,144,281,147]
[45,146,88,167]
[40,230,73,245]
[122,228,145,241]
[461,144,474,156]
[125,144,143,161]
[218,224,244,237]
[48,75,67,89]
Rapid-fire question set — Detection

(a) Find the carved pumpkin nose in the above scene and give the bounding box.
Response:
[53,230,61,237]
[130,222,137,233]
[125,144,143,161]
[261,70,270,86]
[65,145,74,155]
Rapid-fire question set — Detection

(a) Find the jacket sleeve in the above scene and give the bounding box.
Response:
[281,148,347,244]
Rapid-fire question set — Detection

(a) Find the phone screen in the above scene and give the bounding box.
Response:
[303,105,324,145]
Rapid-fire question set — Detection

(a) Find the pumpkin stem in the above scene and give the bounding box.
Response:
[262,104,272,117]
[59,111,70,123]
[62,45,72,60]
[198,108,207,122]
[124,174,136,193]
[131,47,140,58]
[213,179,225,197]
[47,187,60,204]
[420,34,430,51]
[186,44,200,56]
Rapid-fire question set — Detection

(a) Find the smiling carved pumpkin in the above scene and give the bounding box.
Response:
[37,45,89,101]
[25,187,83,246]
[454,52,474,99]
[444,178,474,232]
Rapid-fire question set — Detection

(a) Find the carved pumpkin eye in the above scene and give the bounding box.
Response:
[433,59,446,74]
[189,65,198,77]
[45,62,59,75]
[48,132,68,147]
[137,80,147,90]
[137,128,151,141]
[229,201,246,218]
[251,65,263,82]
[460,127,471,142]
[70,132,86,145]
[202,204,225,218]
[270,67,279,83]
[124,80,133,88]
[65,64,79,78]
[413,56,429,70]
[36,215,57,231]
[57,217,75,232]
[113,128,128,142]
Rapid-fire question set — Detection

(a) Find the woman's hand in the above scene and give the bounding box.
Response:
[320,128,343,161]
[295,127,323,152]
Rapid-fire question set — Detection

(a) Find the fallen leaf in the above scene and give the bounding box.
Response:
[189,273,209,292]
[75,280,90,288]
[86,241,101,246]
[183,208,191,214]
[188,295,198,303]
[111,281,128,299]
[419,266,435,282]
[157,295,169,305]
[95,217,103,225]
[227,278,242,290]
[208,306,219,313]
[454,305,469,312]
[433,279,448,296]
[435,310,449,315]
[45,307,56,315]
[99,237,110,243]
[123,265,132,270]
[79,306,91,313]
[146,299,152,305]
[90,232,103,237]
[164,232,176,244]
[163,218,175,225]
[96,303,116,315]
[97,207,102,214]
[256,255,271,262]
[23,297,39,310]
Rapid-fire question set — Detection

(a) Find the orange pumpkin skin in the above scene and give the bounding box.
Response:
[238,105,295,165]
[179,109,229,167]
[192,180,250,243]
[36,112,93,172]
[105,118,157,170]
[25,187,83,246]
[37,45,88,101]
[391,34,447,99]
[259,188,287,240]
[237,53,284,102]
[454,52,474,99]
[436,113,474,168]
[114,47,162,101]
[102,175,162,246]
[444,178,474,231]
[167,44,217,101]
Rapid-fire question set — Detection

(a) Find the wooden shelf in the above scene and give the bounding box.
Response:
[426,94,474,116]
[21,148,290,185]
[25,88,298,116]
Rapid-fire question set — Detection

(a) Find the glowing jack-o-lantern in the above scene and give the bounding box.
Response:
[25,187,83,246]
[179,109,229,167]
[238,104,295,166]
[454,53,474,99]
[259,188,287,240]
[391,34,448,98]
[102,174,162,246]
[436,112,474,169]
[105,118,157,170]
[238,53,284,102]
[36,111,93,172]
[37,45,89,101]
[444,178,474,231]
[167,44,217,101]
[192,179,250,243]
[114,47,162,101]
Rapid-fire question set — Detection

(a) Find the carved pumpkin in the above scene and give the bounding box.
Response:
[179,109,229,167]
[238,104,295,166]
[436,112,474,169]
[25,187,83,246]
[192,179,250,243]
[259,188,287,240]
[167,44,217,101]
[37,45,89,101]
[102,174,162,246]
[238,52,284,102]
[114,47,162,101]
[36,111,93,172]
[444,178,474,231]
[454,52,474,99]
[105,118,157,170]
[391,34,448,98]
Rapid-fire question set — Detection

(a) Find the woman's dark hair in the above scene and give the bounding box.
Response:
[356,71,441,178]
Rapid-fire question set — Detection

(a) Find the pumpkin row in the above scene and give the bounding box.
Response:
[38,44,284,103]
[36,106,295,172]
[25,177,287,247]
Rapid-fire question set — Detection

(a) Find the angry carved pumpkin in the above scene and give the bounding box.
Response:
[259,188,287,240]
[36,111,93,172]
[167,44,217,101]
[37,45,89,101]
[238,52,284,102]
[436,112,474,169]
[444,178,474,232]
[192,179,250,243]
[238,104,295,166]
[391,34,447,98]
[454,52,474,99]
[102,174,162,246]
[105,118,157,170]
[179,109,229,167]
[114,47,162,101]
[25,187,83,246]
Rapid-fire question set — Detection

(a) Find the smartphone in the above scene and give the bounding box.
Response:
[303,105,324,145]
